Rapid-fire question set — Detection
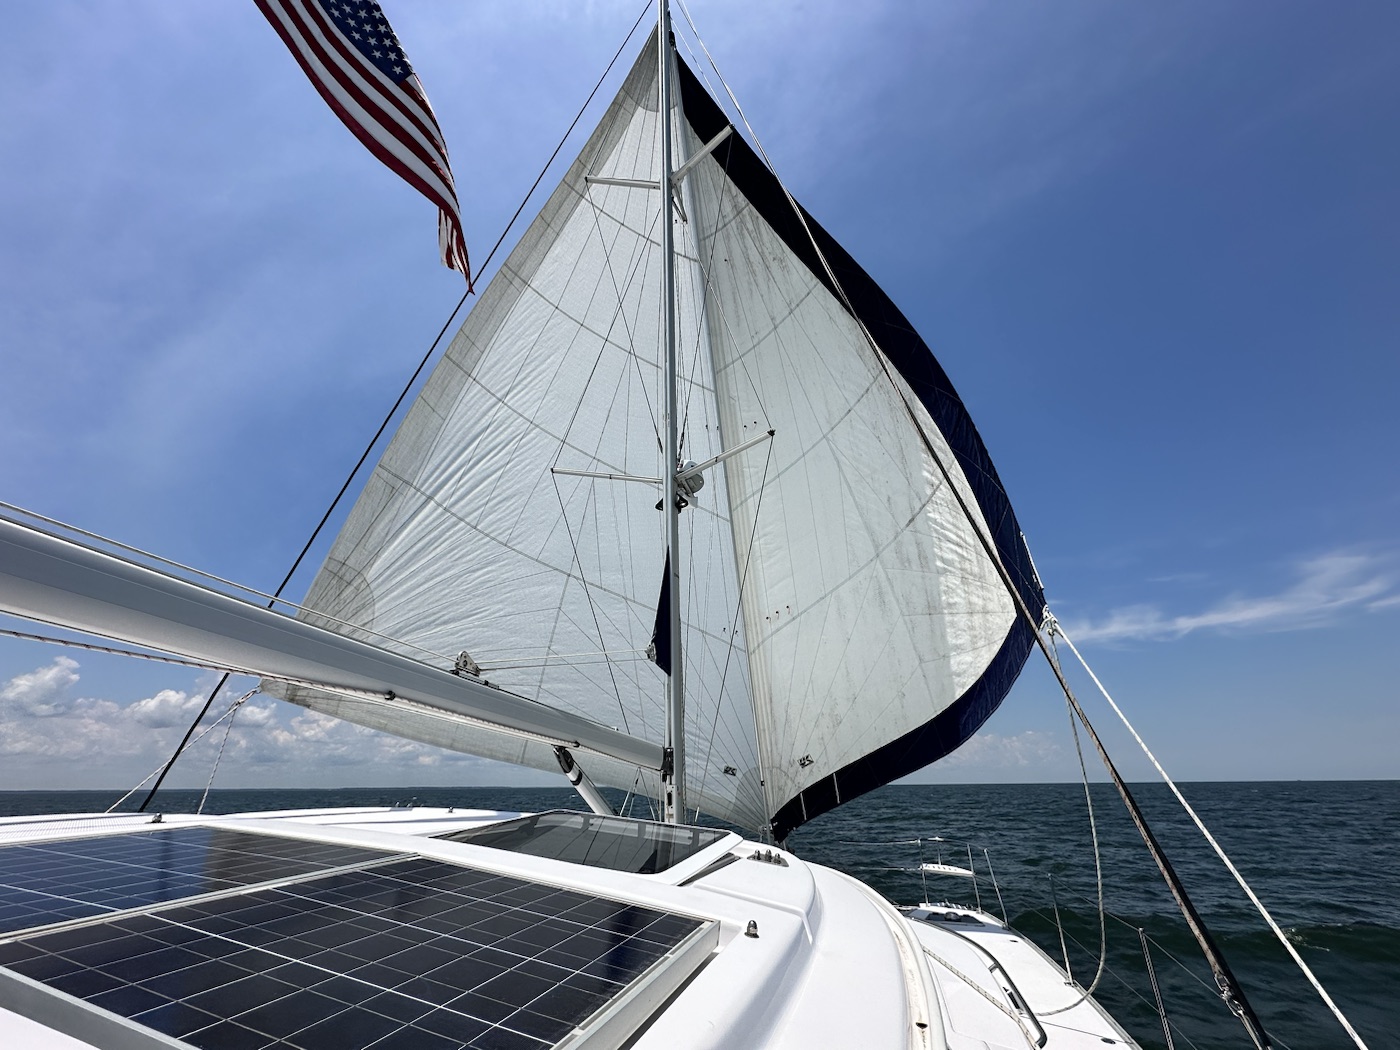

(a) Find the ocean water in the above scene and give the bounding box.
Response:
[1,780,1393,1049]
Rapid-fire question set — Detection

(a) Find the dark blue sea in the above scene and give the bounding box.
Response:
[2,781,1393,1049]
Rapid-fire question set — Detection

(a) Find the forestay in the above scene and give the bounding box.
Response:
[267,39,1042,839]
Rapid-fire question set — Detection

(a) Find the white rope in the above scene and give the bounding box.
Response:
[919,945,1040,1050]
[105,692,255,813]
[197,689,257,815]
[669,18,1357,1047]
[1053,622,1370,1050]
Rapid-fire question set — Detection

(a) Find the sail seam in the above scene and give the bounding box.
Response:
[697,439,774,815]
[576,182,666,448]
[552,478,635,736]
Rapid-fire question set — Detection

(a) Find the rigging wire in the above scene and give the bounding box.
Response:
[550,480,635,736]
[1025,911,1209,1050]
[670,8,1297,1047]
[1037,632,1108,1016]
[0,625,401,713]
[1052,624,1370,1050]
[105,691,255,814]
[478,648,650,671]
[668,65,738,450]
[1140,928,1178,1050]
[0,626,261,676]
[134,4,654,813]
[575,163,666,454]
[1044,882,1296,1050]
[196,689,257,815]
[1048,873,1290,1050]
[543,66,680,755]
[0,504,454,667]
[664,101,770,823]
[670,33,773,430]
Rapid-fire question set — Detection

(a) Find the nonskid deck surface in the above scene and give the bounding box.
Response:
[0,809,1135,1050]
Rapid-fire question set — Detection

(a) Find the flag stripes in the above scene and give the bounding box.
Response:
[255,0,470,281]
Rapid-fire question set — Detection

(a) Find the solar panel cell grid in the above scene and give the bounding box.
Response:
[0,853,708,1050]
[0,827,395,935]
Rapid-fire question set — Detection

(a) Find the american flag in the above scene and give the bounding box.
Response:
[256,0,470,283]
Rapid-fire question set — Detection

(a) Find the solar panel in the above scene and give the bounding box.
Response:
[0,854,714,1050]
[0,827,396,935]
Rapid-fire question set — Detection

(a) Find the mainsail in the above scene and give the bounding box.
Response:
[268,38,1043,839]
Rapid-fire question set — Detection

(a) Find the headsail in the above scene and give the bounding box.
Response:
[673,63,1043,838]
[268,38,1042,839]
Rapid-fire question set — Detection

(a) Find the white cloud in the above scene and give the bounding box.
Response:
[0,655,80,716]
[935,730,1061,770]
[1063,550,1397,644]
[128,688,203,728]
[0,658,511,788]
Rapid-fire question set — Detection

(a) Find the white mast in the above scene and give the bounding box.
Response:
[657,0,685,825]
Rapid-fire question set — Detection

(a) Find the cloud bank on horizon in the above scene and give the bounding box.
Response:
[0,655,533,792]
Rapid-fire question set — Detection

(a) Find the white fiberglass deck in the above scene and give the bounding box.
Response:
[0,809,1136,1050]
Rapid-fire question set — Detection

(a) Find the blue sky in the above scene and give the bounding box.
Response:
[0,2,1396,793]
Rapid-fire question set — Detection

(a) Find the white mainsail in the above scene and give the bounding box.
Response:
[269,39,1042,838]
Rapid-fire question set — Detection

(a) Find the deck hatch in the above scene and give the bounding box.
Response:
[0,854,714,1050]
[0,827,395,935]
[436,811,729,874]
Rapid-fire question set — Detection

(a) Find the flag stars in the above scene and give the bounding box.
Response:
[318,0,412,76]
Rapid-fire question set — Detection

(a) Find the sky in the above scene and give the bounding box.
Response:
[0,1,1396,796]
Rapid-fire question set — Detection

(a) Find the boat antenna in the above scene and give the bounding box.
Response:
[657,0,686,825]
[134,6,653,813]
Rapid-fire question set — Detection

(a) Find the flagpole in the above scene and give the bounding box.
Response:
[657,0,686,825]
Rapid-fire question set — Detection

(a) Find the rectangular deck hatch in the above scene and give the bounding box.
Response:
[436,811,728,875]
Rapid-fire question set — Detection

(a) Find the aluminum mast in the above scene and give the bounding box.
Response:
[657,0,685,824]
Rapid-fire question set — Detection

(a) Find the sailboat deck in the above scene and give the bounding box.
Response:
[905,906,1139,1049]
[0,809,1137,1050]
